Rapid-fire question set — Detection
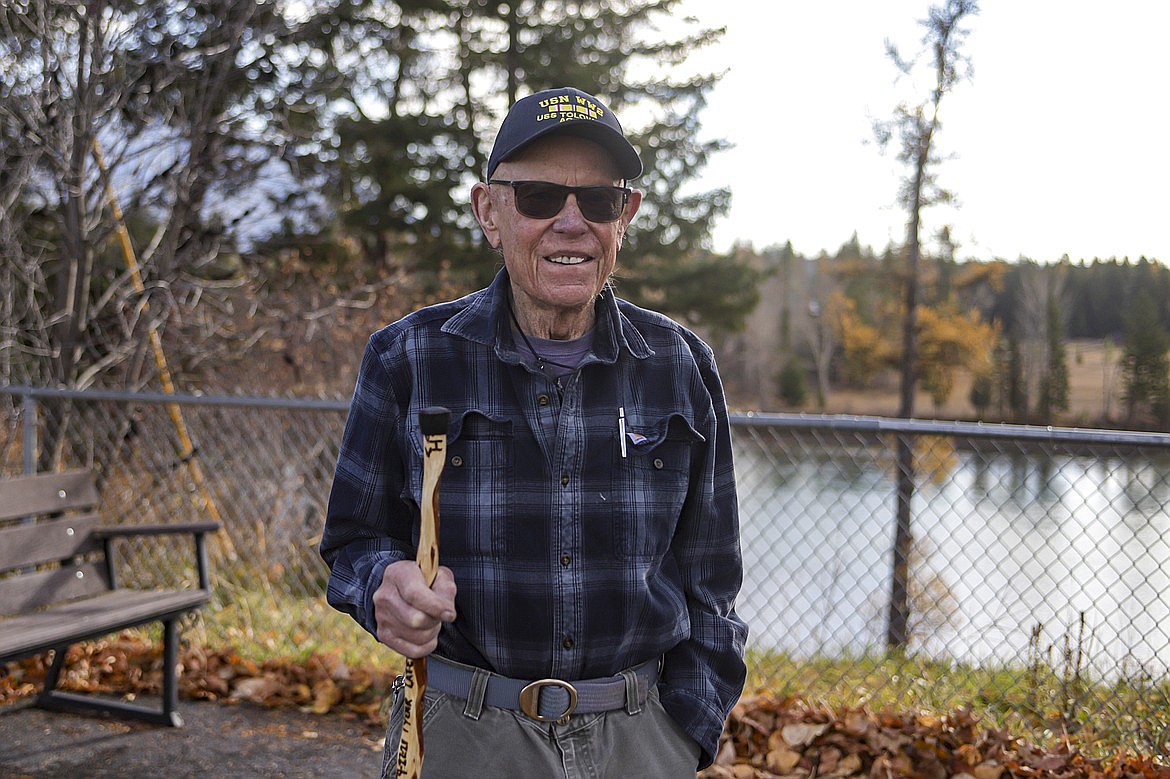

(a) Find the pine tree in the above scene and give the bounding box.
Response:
[292,0,761,330]
[1121,292,1170,428]
[777,358,809,408]
[1007,332,1028,423]
[1036,291,1070,423]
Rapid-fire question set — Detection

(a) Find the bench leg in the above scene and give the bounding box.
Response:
[40,642,70,701]
[36,619,185,728]
[162,615,180,721]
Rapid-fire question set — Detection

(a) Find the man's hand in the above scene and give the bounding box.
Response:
[373,560,457,658]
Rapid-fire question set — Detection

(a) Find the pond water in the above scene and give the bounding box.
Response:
[735,441,1170,680]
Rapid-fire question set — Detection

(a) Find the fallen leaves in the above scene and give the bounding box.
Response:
[0,632,394,725]
[3,637,1169,779]
[782,721,832,747]
[699,694,1170,779]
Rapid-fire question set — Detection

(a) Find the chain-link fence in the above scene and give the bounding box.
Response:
[3,386,1169,755]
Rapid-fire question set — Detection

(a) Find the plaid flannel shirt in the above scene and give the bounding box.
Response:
[320,269,747,766]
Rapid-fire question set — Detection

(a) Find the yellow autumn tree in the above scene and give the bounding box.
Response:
[916,302,998,408]
[827,290,897,386]
[825,256,999,406]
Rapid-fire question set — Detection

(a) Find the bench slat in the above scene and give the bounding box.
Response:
[0,513,103,573]
[0,469,100,523]
[0,588,211,661]
[0,560,112,616]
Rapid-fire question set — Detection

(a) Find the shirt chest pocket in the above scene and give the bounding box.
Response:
[611,413,704,560]
[406,409,512,559]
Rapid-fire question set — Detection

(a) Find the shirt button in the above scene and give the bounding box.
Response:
[562,636,575,650]
[450,456,464,467]
[538,394,551,406]
[560,553,571,567]
[653,458,664,470]
[560,473,570,486]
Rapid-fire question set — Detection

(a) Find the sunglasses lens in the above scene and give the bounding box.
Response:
[513,183,568,219]
[577,189,625,222]
[509,182,627,223]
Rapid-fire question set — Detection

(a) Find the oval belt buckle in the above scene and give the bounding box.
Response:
[519,679,578,725]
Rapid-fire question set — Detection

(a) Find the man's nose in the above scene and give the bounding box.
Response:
[552,193,589,228]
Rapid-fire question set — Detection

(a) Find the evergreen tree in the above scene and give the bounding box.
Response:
[289,0,760,330]
[968,372,993,418]
[1036,290,1070,422]
[486,1,762,332]
[1007,333,1028,423]
[1121,292,1170,428]
[272,1,485,273]
[777,358,809,407]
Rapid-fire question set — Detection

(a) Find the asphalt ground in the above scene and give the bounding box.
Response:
[0,698,386,778]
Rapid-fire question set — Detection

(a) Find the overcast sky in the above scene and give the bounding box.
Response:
[672,0,1169,263]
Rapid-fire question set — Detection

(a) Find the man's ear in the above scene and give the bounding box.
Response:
[622,188,643,225]
[471,182,501,249]
[618,188,643,248]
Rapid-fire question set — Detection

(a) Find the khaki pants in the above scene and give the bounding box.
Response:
[381,683,701,778]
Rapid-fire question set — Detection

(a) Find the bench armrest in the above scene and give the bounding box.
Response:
[96,523,222,591]
[95,522,222,538]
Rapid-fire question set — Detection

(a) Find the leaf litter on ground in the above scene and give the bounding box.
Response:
[2,633,1168,778]
[701,693,1170,779]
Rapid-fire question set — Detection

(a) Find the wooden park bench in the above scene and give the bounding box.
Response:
[0,468,220,726]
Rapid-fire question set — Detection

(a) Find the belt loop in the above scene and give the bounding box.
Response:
[621,668,641,716]
[463,666,491,720]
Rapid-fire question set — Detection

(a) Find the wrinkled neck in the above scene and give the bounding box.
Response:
[508,290,596,341]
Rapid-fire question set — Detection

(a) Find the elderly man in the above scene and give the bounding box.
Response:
[321,86,747,778]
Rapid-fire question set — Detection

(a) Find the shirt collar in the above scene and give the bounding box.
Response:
[441,268,653,364]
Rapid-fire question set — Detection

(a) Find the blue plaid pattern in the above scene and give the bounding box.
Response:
[320,269,747,766]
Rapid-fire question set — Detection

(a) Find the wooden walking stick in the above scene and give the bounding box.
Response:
[396,406,451,778]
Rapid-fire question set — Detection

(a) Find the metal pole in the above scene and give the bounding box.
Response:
[22,391,37,475]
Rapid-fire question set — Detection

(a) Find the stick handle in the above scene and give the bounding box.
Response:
[416,407,450,584]
[396,406,450,779]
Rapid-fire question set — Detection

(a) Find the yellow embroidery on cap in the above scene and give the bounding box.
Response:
[535,94,606,123]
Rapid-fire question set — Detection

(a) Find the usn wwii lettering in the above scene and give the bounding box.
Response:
[536,93,605,123]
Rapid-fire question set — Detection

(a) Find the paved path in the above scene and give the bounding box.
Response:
[0,699,385,778]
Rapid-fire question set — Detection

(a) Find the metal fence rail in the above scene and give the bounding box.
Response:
[3,386,1169,755]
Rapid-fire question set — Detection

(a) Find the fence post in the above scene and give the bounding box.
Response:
[21,391,37,475]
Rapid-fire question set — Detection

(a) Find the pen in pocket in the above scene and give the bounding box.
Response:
[618,406,627,458]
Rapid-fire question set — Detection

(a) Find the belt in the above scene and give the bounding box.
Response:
[426,655,660,725]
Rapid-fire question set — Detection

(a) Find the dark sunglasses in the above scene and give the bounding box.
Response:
[488,179,632,223]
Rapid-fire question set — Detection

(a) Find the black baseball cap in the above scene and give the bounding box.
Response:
[486,87,643,180]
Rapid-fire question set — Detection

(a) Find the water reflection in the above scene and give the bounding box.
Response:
[735,438,1170,679]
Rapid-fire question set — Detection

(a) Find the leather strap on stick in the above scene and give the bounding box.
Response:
[396,406,451,778]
